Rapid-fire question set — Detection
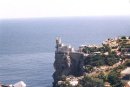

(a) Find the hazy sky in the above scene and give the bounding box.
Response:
[0,0,130,19]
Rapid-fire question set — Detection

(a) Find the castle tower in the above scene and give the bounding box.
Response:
[56,37,61,45]
[56,37,62,52]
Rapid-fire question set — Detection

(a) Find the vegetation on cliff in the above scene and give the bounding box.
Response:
[58,75,104,87]
[84,53,121,67]
[54,36,130,87]
[58,60,129,87]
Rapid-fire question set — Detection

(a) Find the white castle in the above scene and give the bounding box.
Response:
[55,37,75,53]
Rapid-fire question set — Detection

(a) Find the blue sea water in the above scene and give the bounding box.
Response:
[0,53,54,87]
[0,16,130,87]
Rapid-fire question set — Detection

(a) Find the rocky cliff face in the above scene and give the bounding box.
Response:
[53,36,130,87]
[53,37,85,87]
[53,52,84,87]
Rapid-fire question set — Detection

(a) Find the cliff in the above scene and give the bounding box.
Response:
[54,52,87,86]
[53,36,130,87]
[53,37,85,87]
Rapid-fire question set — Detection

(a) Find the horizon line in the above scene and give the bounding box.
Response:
[1,15,130,20]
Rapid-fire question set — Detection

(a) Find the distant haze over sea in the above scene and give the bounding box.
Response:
[0,16,130,87]
[0,16,130,54]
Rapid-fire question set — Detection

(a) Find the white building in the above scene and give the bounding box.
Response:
[56,37,75,53]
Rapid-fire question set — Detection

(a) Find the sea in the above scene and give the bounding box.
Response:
[0,16,130,87]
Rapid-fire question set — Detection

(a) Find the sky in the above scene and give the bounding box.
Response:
[0,0,130,19]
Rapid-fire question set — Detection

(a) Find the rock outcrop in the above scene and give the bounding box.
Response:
[53,37,85,87]
[53,36,130,87]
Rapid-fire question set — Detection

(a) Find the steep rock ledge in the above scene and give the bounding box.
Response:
[53,36,130,87]
[53,37,85,87]
[53,52,85,87]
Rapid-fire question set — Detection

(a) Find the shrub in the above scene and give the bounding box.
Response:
[107,70,124,87]
[80,76,104,87]
[121,36,126,39]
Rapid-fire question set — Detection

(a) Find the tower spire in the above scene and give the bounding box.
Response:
[56,37,62,52]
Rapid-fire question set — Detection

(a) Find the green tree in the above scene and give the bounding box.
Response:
[107,70,123,87]
[80,76,104,87]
